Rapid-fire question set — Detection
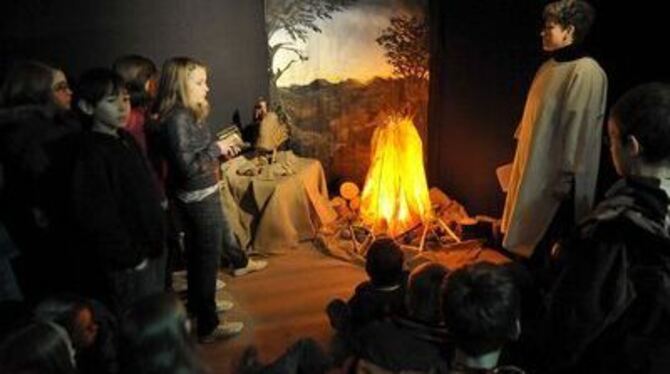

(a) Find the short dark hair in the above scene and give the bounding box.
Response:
[442,262,520,356]
[406,262,449,324]
[611,83,670,163]
[543,0,595,45]
[365,238,404,288]
[0,60,54,107]
[76,68,125,108]
[112,54,157,108]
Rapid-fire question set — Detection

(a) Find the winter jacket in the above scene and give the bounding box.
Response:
[545,176,670,373]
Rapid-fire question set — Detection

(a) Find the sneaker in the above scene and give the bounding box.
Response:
[233,259,268,277]
[198,321,244,343]
[216,299,234,312]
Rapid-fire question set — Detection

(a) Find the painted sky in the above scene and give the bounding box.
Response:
[270,0,426,87]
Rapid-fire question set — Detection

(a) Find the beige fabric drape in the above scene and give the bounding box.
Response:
[220,152,336,253]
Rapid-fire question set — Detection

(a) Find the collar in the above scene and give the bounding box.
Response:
[375,284,401,292]
[550,44,587,62]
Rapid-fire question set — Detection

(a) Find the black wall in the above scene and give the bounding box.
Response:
[0,0,269,131]
[428,0,670,217]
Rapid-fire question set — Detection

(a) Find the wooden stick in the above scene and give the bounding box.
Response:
[418,222,430,252]
[393,222,423,241]
[436,218,461,243]
[359,229,376,257]
[348,224,358,253]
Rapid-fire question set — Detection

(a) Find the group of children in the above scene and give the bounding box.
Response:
[0,53,269,366]
[2,1,670,370]
[322,239,521,374]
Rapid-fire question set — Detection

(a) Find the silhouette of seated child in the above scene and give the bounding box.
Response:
[352,262,451,373]
[327,237,408,333]
[444,262,525,374]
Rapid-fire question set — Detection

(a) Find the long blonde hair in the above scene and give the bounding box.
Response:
[154,57,210,122]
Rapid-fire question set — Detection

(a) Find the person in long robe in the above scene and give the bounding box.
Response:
[501,0,607,259]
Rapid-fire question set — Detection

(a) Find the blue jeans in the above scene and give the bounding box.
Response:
[176,192,247,336]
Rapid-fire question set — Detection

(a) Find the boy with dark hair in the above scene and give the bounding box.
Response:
[72,68,165,316]
[364,237,405,288]
[443,262,524,373]
[545,83,670,373]
[352,262,450,373]
[327,237,407,333]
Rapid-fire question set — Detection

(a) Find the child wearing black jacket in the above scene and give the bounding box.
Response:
[72,68,165,316]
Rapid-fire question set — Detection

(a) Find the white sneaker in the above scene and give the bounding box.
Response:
[216,299,234,312]
[233,259,268,277]
[198,321,244,343]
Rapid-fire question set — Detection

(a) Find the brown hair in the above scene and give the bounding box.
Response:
[112,54,157,108]
[0,60,55,107]
[153,57,209,122]
[543,0,595,45]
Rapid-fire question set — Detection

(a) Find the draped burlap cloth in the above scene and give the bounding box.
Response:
[220,151,336,253]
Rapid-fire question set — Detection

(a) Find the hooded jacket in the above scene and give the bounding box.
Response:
[546,176,670,373]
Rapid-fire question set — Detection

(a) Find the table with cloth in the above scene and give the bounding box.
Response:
[220,151,336,254]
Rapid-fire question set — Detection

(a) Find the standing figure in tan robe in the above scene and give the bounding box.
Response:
[501,0,607,258]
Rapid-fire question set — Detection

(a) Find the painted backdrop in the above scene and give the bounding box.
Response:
[264,0,429,186]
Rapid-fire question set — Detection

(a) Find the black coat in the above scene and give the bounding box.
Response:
[354,316,450,373]
[0,106,80,225]
[71,129,165,272]
[0,105,81,300]
[545,176,670,373]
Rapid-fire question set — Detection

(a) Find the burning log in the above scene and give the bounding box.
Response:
[339,182,360,201]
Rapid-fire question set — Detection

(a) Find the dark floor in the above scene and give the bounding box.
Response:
[198,244,367,373]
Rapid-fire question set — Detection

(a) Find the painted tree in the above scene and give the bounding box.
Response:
[376,15,429,82]
[264,0,357,98]
[376,14,430,148]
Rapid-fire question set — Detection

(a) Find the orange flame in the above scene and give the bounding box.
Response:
[360,115,432,236]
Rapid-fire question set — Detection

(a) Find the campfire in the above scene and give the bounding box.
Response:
[360,115,432,236]
[326,115,467,256]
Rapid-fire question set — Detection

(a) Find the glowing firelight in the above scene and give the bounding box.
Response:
[360,115,432,236]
